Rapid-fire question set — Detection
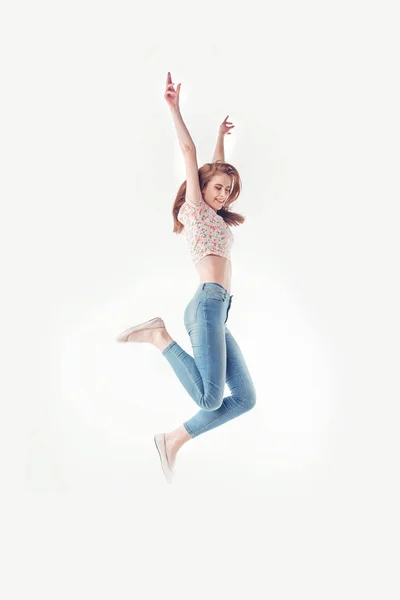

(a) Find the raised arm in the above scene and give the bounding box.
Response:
[212,132,225,163]
[213,115,235,162]
[170,107,196,152]
[165,72,195,152]
[164,72,202,205]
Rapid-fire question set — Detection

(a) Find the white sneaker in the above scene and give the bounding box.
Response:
[154,433,173,484]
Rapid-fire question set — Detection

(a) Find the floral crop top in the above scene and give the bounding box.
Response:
[177,196,234,266]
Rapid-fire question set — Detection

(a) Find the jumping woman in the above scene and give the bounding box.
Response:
[116,72,257,483]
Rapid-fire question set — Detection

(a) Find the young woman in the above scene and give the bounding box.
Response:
[116,72,257,483]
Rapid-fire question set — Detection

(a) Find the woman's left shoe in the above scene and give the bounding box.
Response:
[154,433,173,484]
[116,317,165,342]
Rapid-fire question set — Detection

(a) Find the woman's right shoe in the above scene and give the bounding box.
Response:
[154,433,173,484]
[116,317,165,342]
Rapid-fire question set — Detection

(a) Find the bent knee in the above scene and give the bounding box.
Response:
[201,394,224,411]
[244,390,257,411]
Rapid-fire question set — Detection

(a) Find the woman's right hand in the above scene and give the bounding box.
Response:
[164,72,181,110]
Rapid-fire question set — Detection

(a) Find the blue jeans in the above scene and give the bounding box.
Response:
[161,282,256,438]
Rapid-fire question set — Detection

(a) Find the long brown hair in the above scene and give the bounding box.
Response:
[172,160,245,234]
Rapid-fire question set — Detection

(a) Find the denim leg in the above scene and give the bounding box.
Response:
[161,283,256,437]
[182,325,257,438]
[162,289,227,411]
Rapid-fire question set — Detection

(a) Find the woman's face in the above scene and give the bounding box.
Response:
[202,175,232,212]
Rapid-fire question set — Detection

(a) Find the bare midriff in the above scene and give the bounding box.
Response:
[195,254,232,294]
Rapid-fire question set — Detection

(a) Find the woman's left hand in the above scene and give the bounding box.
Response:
[219,115,235,136]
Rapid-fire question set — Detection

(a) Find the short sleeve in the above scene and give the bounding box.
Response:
[185,194,203,209]
[178,199,208,226]
[183,199,208,218]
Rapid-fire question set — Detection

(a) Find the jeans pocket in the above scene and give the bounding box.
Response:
[184,298,201,327]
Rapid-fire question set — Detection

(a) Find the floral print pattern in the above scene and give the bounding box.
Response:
[178,197,234,265]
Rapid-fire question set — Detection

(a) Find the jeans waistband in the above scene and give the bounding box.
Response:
[199,282,233,300]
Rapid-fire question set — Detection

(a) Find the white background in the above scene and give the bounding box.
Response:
[1,0,399,598]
